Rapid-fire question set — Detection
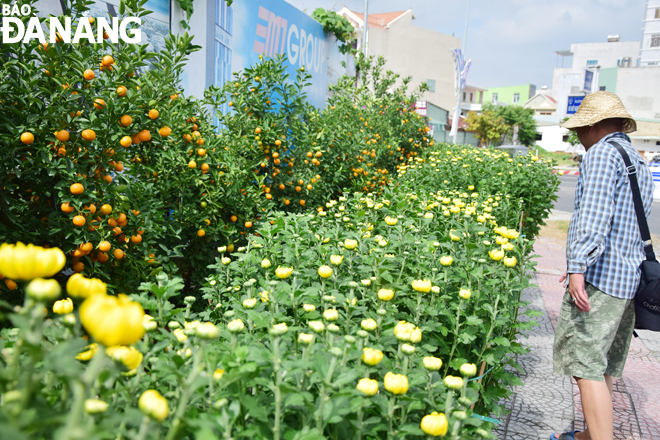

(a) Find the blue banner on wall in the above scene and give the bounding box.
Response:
[214,0,337,110]
[566,96,584,115]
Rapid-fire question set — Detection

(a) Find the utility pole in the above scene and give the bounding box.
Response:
[451,0,472,145]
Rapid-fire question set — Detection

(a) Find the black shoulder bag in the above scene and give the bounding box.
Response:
[610,140,660,331]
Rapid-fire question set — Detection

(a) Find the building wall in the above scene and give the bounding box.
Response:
[640,0,660,66]
[598,67,618,93]
[616,66,660,119]
[361,13,460,114]
[535,125,572,153]
[570,41,639,69]
[483,84,535,105]
[551,69,583,119]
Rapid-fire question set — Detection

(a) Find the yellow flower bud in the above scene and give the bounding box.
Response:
[318,265,333,278]
[411,279,431,293]
[444,375,464,389]
[410,327,422,344]
[106,345,143,371]
[440,256,453,266]
[66,273,107,299]
[243,297,257,309]
[275,266,293,279]
[270,322,288,336]
[138,389,169,421]
[53,298,73,315]
[213,369,225,380]
[84,399,109,415]
[79,294,145,346]
[330,255,344,266]
[384,216,398,226]
[361,318,377,331]
[383,372,409,395]
[261,258,271,268]
[423,356,443,371]
[196,322,219,339]
[460,363,477,377]
[143,314,157,332]
[356,378,379,396]
[378,289,394,301]
[26,278,61,302]
[503,256,517,267]
[459,288,471,300]
[323,309,339,321]
[309,320,325,333]
[76,343,98,361]
[302,304,316,313]
[227,319,245,333]
[173,328,187,342]
[0,242,65,280]
[361,347,384,366]
[420,412,448,437]
[488,249,504,261]
[344,239,358,250]
[298,333,314,345]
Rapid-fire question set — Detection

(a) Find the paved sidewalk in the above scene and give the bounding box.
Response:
[497,234,660,439]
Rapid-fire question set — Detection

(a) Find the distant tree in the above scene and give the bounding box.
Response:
[465,107,509,147]
[562,117,581,146]
[491,104,537,147]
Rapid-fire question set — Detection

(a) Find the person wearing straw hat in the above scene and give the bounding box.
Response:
[551,91,654,440]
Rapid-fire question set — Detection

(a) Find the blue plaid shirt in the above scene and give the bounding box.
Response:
[566,132,654,299]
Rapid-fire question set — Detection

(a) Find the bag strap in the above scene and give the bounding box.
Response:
[609,140,656,262]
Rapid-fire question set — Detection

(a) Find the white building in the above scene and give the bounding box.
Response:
[552,39,640,120]
[547,34,660,159]
[338,8,460,115]
[640,0,660,66]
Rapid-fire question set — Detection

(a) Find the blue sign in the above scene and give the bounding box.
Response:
[583,70,593,92]
[213,0,341,111]
[567,96,584,115]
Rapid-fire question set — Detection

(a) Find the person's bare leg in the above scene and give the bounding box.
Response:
[555,374,614,440]
[571,376,613,440]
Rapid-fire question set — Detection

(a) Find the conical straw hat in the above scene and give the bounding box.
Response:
[561,91,636,133]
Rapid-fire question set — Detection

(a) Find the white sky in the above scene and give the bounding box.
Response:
[285,0,646,89]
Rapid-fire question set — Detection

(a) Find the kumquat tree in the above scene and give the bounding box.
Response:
[0,0,561,439]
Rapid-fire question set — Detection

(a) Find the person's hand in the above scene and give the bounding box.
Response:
[567,273,591,312]
[559,271,567,288]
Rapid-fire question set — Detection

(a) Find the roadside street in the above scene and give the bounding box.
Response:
[554,174,660,238]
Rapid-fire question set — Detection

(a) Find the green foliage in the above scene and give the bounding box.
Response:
[0,185,537,439]
[492,104,537,147]
[396,145,560,240]
[311,8,356,55]
[465,107,509,147]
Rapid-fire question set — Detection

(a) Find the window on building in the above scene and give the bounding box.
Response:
[655,8,660,19]
[540,112,552,115]
[492,93,498,104]
[656,140,660,145]
[586,59,598,66]
[535,133,543,141]
[617,59,621,66]
[513,93,520,104]
[599,86,606,91]
[470,92,473,102]
[651,34,660,48]
[426,79,436,92]
[562,135,569,142]
[463,92,466,101]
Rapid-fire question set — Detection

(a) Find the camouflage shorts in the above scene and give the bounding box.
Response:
[553,282,635,382]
